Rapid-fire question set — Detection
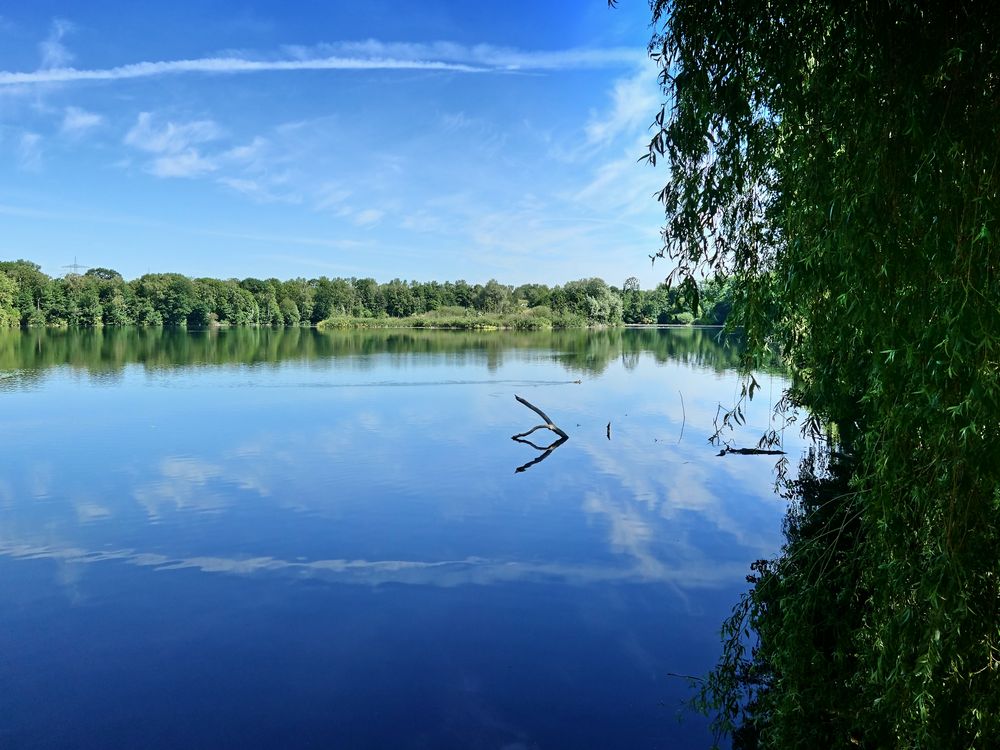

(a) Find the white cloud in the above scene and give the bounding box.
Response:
[40,18,74,69]
[584,66,659,147]
[569,67,666,219]
[218,176,263,195]
[220,136,267,165]
[61,105,103,134]
[314,182,352,211]
[354,208,384,226]
[120,114,306,200]
[124,112,224,178]
[150,149,217,178]
[124,111,222,154]
[401,211,447,234]
[217,176,300,204]
[17,132,43,171]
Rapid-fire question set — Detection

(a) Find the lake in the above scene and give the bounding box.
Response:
[0,327,797,749]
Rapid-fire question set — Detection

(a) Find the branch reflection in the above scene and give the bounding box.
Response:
[513,434,569,473]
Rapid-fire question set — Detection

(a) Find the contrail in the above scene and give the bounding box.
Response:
[0,55,490,86]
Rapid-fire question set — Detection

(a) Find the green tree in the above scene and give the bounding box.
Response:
[478,279,512,314]
[72,282,103,327]
[135,273,195,326]
[585,284,623,325]
[189,279,218,324]
[382,279,418,317]
[0,260,48,323]
[514,283,552,309]
[278,297,301,325]
[215,282,257,325]
[41,279,74,326]
[621,277,643,323]
[240,278,283,325]
[452,280,475,309]
[0,271,20,327]
[311,277,354,321]
[134,297,163,326]
[637,0,1000,746]
[103,291,132,326]
[352,278,383,317]
[281,278,314,322]
[84,267,123,282]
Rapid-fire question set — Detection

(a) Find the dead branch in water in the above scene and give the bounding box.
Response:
[717,446,786,456]
[512,395,569,440]
[511,395,569,473]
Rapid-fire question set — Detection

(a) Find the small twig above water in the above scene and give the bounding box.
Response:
[677,390,686,444]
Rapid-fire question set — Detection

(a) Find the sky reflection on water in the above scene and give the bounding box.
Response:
[0,327,799,749]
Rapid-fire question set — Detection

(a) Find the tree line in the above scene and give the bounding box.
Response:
[0,259,733,329]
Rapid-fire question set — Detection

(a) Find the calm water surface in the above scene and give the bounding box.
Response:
[0,328,797,749]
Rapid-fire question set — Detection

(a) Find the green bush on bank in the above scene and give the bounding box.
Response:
[317,306,593,331]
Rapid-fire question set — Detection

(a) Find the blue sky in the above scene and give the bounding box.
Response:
[0,1,669,286]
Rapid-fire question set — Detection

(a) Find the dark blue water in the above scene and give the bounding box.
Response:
[0,328,796,749]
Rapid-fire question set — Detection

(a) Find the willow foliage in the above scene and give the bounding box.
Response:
[641,0,1000,746]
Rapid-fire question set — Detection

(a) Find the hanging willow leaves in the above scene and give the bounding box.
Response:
[632,0,1000,746]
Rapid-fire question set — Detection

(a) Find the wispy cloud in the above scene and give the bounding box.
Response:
[124,112,222,153]
[0,56,487,87]
[221,136,267,165]
[17,132,43,171]
[314,182,352,211]
[353,208,384,227]
[0,40,641,87]
[560,66,665,221]
[40,18,74,69]
[584,66,659,147]
[124,112,224,178]
[61,105,104,135]
[218,177,291,203]
[150,149,217,178]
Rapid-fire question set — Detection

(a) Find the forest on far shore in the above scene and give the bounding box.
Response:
[0,259,733,330]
